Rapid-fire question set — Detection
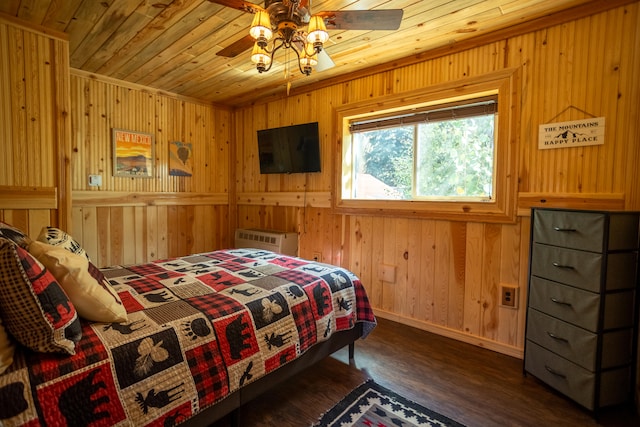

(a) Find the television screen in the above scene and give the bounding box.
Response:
[257,122,321,174]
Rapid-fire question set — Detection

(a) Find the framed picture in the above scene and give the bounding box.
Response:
[112,128,155,178]
[169,141,193,177]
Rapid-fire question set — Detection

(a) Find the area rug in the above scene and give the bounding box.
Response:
[313,380,465,427]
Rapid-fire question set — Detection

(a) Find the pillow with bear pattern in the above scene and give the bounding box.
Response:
[0,238,82,354]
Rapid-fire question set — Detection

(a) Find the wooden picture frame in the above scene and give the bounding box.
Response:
[112,128,154,178]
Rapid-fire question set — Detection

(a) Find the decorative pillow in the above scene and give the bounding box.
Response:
[0,238,81,355]
[0,221,32,249]
[28,241,128,323]
[37,226,90,261]
[0,317,15,374]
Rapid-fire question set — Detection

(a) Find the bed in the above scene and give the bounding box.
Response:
[0,223,376,427]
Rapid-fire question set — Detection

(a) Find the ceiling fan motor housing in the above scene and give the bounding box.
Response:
[265,0,311,29]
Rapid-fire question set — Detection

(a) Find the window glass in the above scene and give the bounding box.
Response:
[348,98,496,201]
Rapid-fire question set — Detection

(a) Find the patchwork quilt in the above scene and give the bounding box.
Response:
[0,249,376,426]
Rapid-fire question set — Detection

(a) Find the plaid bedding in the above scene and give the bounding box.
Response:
[0,249,376,426]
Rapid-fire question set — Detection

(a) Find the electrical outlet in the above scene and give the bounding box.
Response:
[312,252,322,262]
[500,285,518,308]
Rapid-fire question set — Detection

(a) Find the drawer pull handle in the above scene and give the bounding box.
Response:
[544,365,567,379]
[550,297,572,307]
[553,227,576,232]
[546,332,568,343]
[552,262,574,269]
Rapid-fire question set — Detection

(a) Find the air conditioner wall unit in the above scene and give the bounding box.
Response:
[234,228,298,256]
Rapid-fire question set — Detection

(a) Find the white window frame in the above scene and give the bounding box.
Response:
[333,69,519,223]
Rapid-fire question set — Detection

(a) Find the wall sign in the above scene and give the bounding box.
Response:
[112,128,155,178]
[538,117,605,150]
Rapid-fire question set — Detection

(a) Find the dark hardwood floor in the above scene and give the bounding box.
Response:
[212,317,640,427]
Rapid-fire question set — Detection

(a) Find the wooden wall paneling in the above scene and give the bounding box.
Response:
[480,223,502,341]
[96,206,110,267]
[463,222,484,337]
[299,206,319,259]
[145,205,159,261]
[213,108,230,194]
[0,24,10,185]
[516,216,531,350]
[78,206,99,261]
[335,213,347,267]
[26,210,48,239]
[157,96,174,190]
[433,221,452,326]
[8,24,27,186]
[121,206,136,264]
[448,222,467,331]
[110,206,124,265]
[615,4,640,208]
[156,205,168,261]
[625,5,640,209]
[25,32,41,185]
[192,204,205,253]
[319,207,335,264]
[596,9,620,193]
[417,220,436,323]
[350,216,376,307]
[134,206,145,264]
[496,221,522,347]
[166,205,179,258]
[381,216,397,315]
[0,18,70,231]
[582,14,605,193]
[395,218,410,318]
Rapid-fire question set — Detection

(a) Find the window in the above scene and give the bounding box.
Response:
[349,97,497,201]
[335,69,519,223]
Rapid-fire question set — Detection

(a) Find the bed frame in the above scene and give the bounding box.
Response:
[184,323,363,426]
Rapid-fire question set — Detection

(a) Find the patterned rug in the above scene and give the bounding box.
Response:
[313,380,465,427]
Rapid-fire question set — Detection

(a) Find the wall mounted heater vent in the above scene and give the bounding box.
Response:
[234,228,298,256]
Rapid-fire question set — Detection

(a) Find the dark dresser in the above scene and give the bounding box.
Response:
[524,208,639,411]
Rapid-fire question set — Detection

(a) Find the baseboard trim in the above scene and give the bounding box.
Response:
[373,309,524,359]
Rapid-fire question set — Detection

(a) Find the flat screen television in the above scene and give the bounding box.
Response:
[257,122,321,174]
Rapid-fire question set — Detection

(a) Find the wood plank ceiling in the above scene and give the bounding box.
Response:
[0,0,612,106]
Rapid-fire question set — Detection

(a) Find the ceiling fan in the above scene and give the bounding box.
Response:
[209,0,403,76]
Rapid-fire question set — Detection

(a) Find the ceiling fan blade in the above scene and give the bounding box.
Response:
[208,0,263,14]
[217,34,255,57]
[317,9,404,31]
[316,49,335,72]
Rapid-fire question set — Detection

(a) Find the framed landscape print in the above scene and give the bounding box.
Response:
[112,128,154,178]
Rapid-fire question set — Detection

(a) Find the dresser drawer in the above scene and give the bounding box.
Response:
[533,209,640,251]
[531,243,601,292]
[525,341,631,410]
[533,210,605,252]
[526,309,634,370]
[526,308,597,370]
[529,276,636,331]
[525,341,596,409]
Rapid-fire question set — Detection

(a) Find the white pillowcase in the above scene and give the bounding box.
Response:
[28,241,128,323]
[0,317,15,374]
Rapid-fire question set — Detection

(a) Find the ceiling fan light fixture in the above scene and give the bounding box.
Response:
[306,15,329,51]
[299,49,318,75]
[250,10,272,46]
[251,43,272,73]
